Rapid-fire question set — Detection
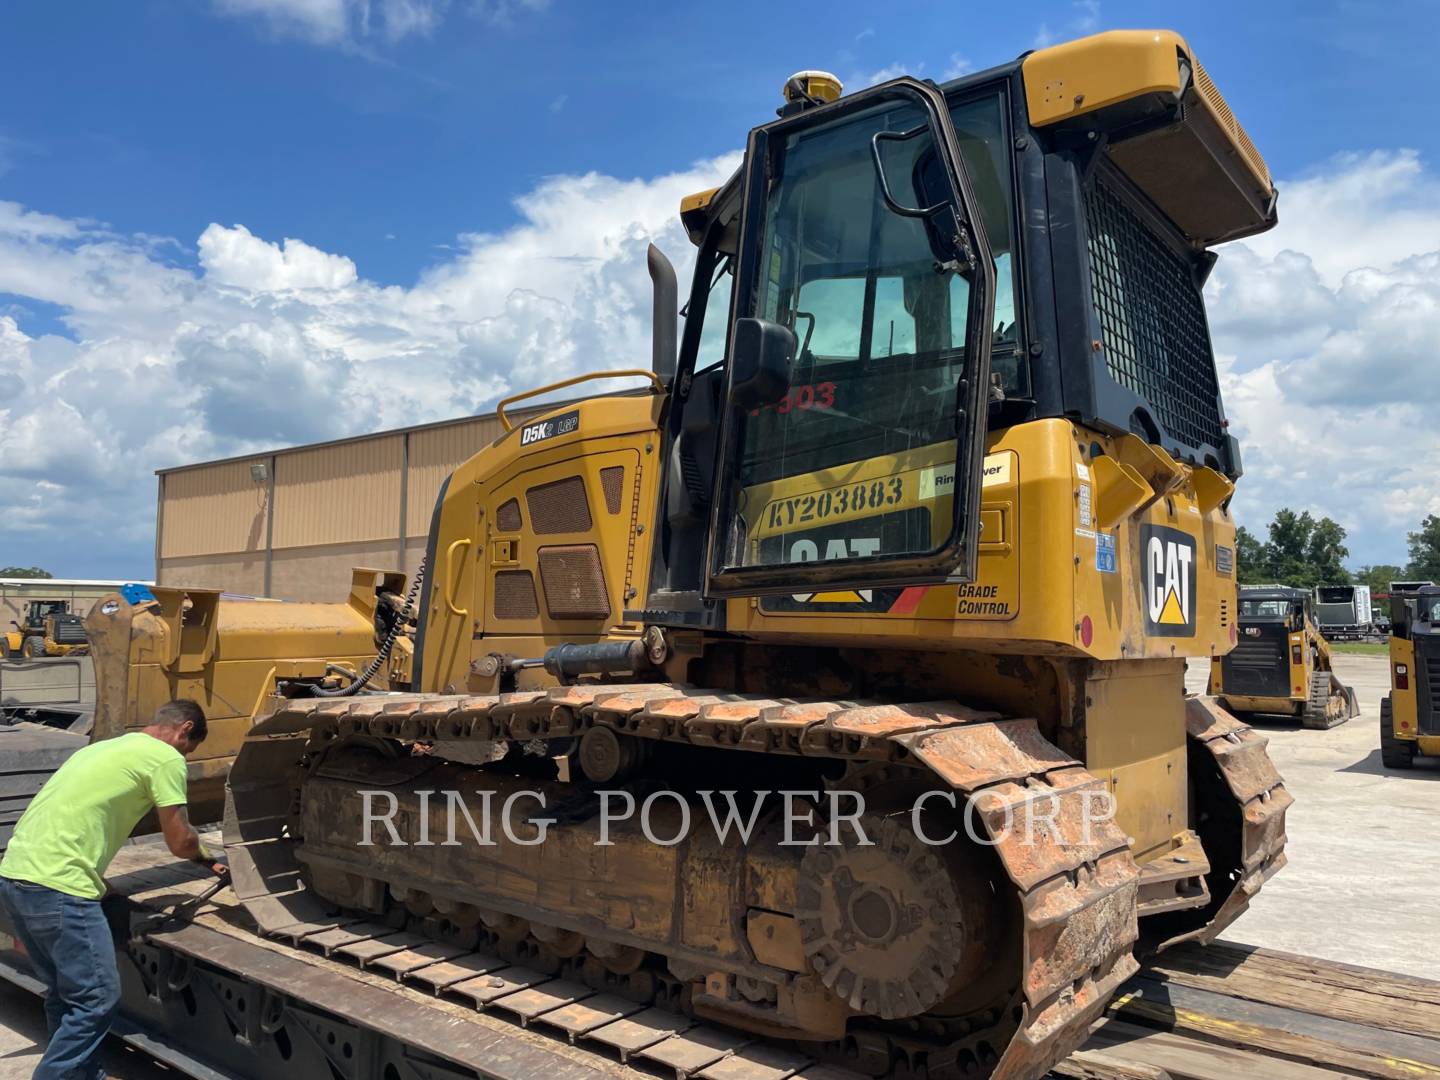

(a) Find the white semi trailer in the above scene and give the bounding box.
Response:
[1314,584,1374,640]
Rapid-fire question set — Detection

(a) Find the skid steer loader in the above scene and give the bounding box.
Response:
[1381,581,1440,768]
[1210,584,1359,728]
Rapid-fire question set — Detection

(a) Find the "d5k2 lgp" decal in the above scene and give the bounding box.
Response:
[1141,524,1196,637]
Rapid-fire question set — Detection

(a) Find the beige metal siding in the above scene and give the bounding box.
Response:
[270,541,402,601]
[272,436,402,548]
[155,554,267,596]
[405,419,499,537]
[153,399,614,602]
[159,460,270,559]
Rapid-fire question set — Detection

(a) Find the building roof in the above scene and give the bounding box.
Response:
[155,387,648,476]
[0,578,153,589]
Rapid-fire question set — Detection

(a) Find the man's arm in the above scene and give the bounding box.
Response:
[156,804,224,871]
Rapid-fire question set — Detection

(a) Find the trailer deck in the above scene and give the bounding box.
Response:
[2,833,1438,1080]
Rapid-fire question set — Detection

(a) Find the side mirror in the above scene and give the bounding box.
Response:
[729,318,795,411]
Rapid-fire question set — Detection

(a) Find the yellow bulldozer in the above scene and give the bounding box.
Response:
[88,30,1290,1079]
[1209,584,1359,728]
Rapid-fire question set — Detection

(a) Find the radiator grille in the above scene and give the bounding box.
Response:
[1086,175,1224,452]
[496,498,522,532]
[526,477,592,534]
[493,570,538,620]
[538,545,610,619]
[1420,646,1440,736]
[1220,632,1289,698]
[49,617,87,644]
[599,466,625,515]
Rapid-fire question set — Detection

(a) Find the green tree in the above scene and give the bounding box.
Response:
[1407,515,1440,582]
[1238,508,1351,588]
[1266,509,1316,586]
[0,567,52,579]
[1306,517,1351,586]
[1235,526,1269,584]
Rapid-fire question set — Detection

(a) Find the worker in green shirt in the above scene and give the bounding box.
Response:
[0,699,222,1080]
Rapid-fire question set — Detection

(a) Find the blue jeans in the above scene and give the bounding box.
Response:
[0,877,119,1080]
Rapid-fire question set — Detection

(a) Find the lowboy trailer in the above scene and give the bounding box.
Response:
[1,831,1437,1080]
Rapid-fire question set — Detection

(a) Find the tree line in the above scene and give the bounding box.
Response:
[1237,511,1440,593]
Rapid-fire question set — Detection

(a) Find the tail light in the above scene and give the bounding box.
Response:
[1291,645,1303,666]
[1396,664,1409,691]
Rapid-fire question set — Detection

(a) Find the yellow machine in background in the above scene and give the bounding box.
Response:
[84,573,408,820]
[1210,584,1358,728]
[3,601,89,659]
[92,29,1290,1080]
[1382,581,1440,768]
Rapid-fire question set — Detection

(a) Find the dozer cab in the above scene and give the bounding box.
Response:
[1381,581,1440,768]
[2,600,89,659]
[91,30,1290,1080]
[1210,584,1358,728]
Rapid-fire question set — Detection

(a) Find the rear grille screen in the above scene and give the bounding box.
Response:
[1422,650,1440,735]
[1220,633,1289,698]
[1085,175,1224,452]
[494,570,539,620]
[599,466,625,515]
[526,476,592,534]
[538,545,610,619]
[496,498,522,532]
[50,618,87,644]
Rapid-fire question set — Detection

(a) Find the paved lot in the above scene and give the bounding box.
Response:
[1186,653,1440,979]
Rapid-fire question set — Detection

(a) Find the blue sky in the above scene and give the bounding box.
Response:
[2,0,1440,577]
[5,0,1434,296]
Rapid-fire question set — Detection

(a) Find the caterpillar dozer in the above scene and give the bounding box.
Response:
[1210,584,1359,728]
[90,29,1290,1080]
[1380,581,1440,768]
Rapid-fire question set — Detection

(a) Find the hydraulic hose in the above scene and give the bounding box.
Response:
[311,557,427,697]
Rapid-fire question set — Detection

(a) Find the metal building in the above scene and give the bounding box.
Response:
[155,401,569,601]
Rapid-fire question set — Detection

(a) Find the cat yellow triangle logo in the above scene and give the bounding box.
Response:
[1142,524,1197,637]
[1158,587,1186,625]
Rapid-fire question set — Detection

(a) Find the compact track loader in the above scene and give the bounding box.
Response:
[1210,584,1358,728]
[91,30,1290,1080]
[1381,582,1440,768]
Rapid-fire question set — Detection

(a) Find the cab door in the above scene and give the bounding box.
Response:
[705,78,996,597]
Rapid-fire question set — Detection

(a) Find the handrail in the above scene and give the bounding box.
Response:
[444,538,471,618]
[495,369,665,432]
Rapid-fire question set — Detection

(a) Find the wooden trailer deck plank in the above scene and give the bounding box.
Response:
[94,835,1440,1080]
[1148,943,1440,1041]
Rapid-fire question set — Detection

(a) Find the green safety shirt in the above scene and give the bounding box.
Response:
[0,732,188,900]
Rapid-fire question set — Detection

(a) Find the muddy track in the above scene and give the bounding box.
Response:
[225,685,1286,1079]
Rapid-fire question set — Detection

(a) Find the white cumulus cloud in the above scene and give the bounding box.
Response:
[2,144,1437,576]
[0,153,739,576]
[1207,150,1440,563]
